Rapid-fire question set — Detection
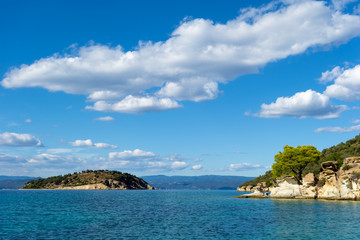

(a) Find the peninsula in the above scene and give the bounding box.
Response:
[22,170,155,190]
[236,134,360,201]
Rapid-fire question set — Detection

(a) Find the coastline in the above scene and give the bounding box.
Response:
[236,157,360,201]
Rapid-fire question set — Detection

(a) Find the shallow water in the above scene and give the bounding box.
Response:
[1,190,360,239]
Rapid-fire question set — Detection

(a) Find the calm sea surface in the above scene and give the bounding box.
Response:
[1,190,360,239]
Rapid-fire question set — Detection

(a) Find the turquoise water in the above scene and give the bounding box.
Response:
[1,190,360,240]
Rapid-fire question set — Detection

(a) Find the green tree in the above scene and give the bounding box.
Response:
[272,145,321,185]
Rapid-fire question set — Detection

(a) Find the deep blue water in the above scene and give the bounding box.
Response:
[1,190,360,240]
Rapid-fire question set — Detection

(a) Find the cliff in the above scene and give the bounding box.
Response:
[237,157,360,200]
[22,170,155,190]
[238,134,360,191]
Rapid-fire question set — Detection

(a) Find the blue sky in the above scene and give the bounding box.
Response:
[1,0,360,177]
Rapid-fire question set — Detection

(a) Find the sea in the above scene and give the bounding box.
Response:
[1,190,360,240]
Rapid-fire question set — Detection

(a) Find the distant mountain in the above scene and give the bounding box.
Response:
[0,176,39,189]
[141,175,254,190]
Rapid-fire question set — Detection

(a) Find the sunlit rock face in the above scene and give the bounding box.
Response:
[270,157,360,200]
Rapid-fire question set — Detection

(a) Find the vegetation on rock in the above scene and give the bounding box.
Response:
[22,170,154,190]
[240,170,273,187]
[272,145,321,185]
[240,134,360,189]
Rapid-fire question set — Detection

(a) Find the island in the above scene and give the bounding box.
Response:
[22,170,155,190]
[236,134,360,201]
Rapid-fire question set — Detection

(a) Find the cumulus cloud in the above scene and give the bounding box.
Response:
[2,1,360,113]
[0,152,87,176]
[331,0,358,10]
[27,153,85,166]
[170,161,189,170]
[257,90,347,119]
[0,153,26,164]
[228,163,264,171]
[319,66,344,84]
[324,65,360,101]
[94,116,115,121]
[107,149,189,172]
[315,124,360,133]
[46,148,73,154]
[109,149,156,160]
[0,149,191,176]
[192,164,203,170]
[69,139,118,149]
[0,132,43,147]
[86,95,182,114]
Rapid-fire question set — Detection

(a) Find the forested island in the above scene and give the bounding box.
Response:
[237,134,360,200]
[22,170,154,190]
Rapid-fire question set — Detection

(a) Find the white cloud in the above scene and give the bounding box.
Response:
[106,149,190,172]
[171,161,189,170]
[2,1,360,113]
[324,65,360,101]
[257,90,347,119]
[0,153,25,164]
[88,91,122,101]
[228,163,263,171]
[331,0,357,10]
[0,152,87,176]
[0,132,43,147]
[27,153,85,166]
[192,164,203,170]
[46,148,73,154]
[25,119,32,123]
[69,139,117,149]
[315,124,360,133]
[162,153,187,161]
[351,119,360,124]
[109,149,156,160]
[319,66,344,84]
[0,150,190,176]
[86,95,182,114]
[94,116,115,121]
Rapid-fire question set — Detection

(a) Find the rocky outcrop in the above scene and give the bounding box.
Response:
[317,157,360,200]
[269,174,317,199]
[237,182,269,192]
[237,157,360,201]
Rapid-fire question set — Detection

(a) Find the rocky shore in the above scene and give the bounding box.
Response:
[236,157,360,201]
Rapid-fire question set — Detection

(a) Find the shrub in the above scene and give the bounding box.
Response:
[317,178,326,187]
[342,165,352,171]
[352,171,360,180]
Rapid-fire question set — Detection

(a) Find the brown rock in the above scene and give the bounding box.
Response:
[344,157,360,165]
[321,161,338,171]
[237,186,247,191]
[245,185,253,191]
[302,173,315,186]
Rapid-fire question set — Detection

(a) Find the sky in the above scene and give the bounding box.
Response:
[1,0,360,177]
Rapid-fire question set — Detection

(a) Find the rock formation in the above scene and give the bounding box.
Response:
[237,157,360,200]
[237,181,269,192]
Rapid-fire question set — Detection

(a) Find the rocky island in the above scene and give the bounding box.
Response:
[22,170,155,190]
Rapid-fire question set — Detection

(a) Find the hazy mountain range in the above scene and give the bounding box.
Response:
[142,175,254,190]
[0,175,253,190]
[0,176,39,189]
